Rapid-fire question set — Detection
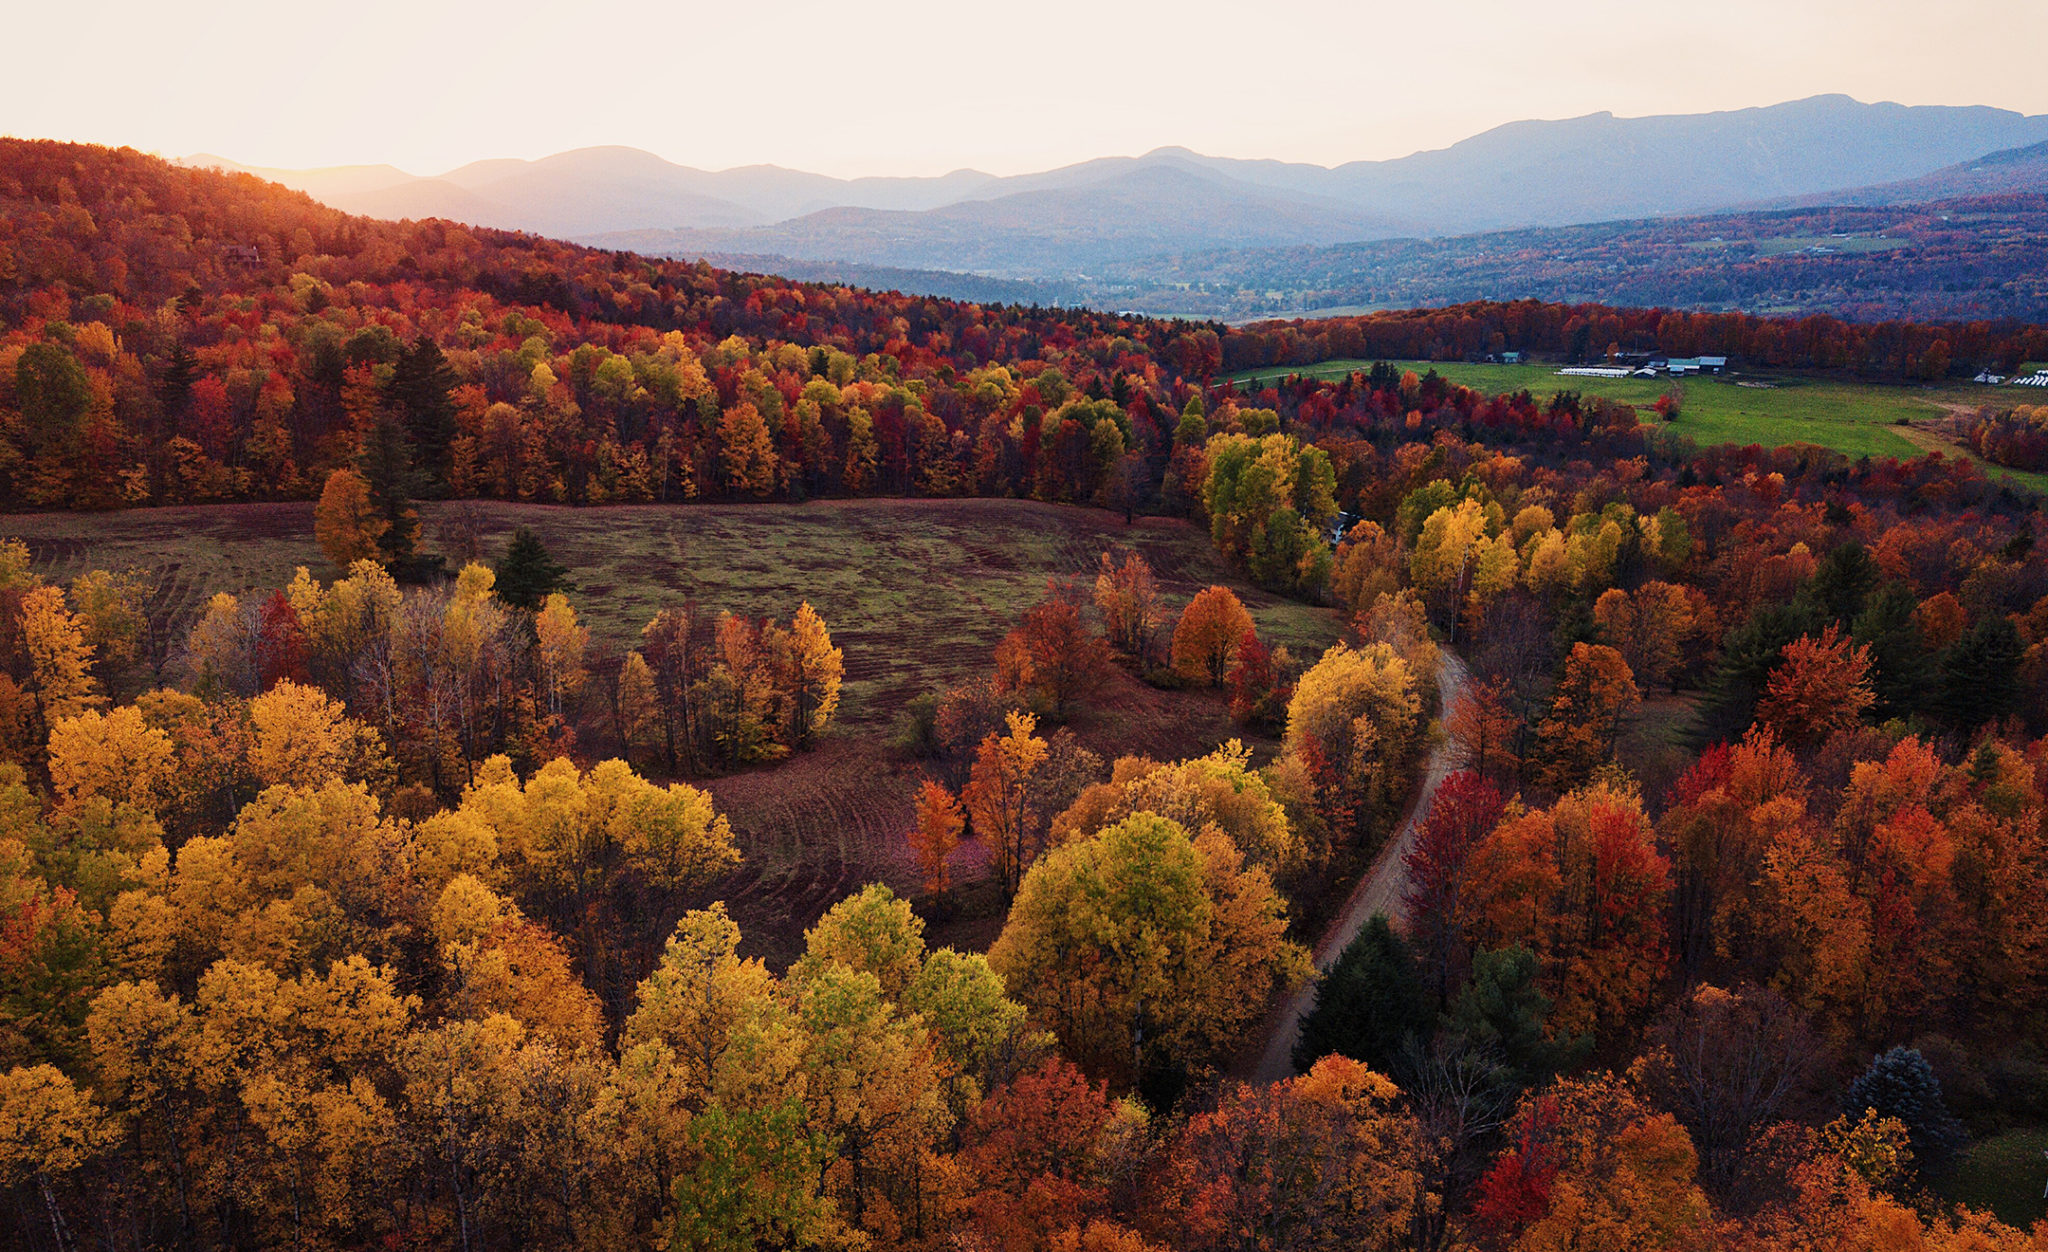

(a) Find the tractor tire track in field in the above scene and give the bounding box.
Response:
[1244,650,1470,1084]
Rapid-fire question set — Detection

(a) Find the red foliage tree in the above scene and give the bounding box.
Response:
[1402,770,1507,1003]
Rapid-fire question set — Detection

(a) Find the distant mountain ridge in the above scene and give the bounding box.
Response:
[185,95,2048,278]
[1763,138,2048,209]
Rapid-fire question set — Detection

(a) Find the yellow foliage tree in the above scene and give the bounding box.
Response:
[47,705,173,811]
[719,402,779,497]
[21,584,103,729]
[1409,499,1518,634]
[1283,641,1422,825]
[460,755,740,906]
[0,1063,112,1242]
[963,711,1051,898]
[616,650,659,761]
[782,601,843,748]
[247,679,375,788]
[533,592,588,717]
[1051,741,1300,871]
[989,811,1309,1087]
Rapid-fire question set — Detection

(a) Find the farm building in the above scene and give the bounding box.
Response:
[1664,356,1727,376]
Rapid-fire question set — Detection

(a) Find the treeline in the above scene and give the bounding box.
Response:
[1963,402,2048,471]
[0,139,1220,515]
[1224,297,2048,379]
[6,139,2045,535]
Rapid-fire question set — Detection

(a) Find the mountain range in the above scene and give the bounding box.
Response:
[184,95,2048,296]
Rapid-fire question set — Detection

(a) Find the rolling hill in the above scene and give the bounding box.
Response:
[1771,138,2048,208]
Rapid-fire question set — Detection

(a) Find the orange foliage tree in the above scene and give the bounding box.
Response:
[1156,1055,1420,1252]
[1533,643,1640,793]
[1755,625,1874,750]
[1093,550,1161,662]
[1474,1074,1710,1252]
[1171,587,1255,686]
[1459,782,1673,1039]
[907,779,965,895]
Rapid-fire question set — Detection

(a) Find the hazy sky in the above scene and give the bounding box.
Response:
[9,0,2046,177]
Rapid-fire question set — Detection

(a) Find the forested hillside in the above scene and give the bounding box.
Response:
[2,140,2048,1251]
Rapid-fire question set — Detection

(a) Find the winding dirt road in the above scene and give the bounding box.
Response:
[1245,650,1471,1083]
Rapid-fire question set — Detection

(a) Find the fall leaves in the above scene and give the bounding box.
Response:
[989,811,1309,1087]
[621,601,843,772]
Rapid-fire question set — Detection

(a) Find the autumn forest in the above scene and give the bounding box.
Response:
[1,138,2048,1252]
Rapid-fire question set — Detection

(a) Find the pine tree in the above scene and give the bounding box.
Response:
[1844,1046,1966,1173]
[1936,616,2025,730]
[1700,602,1813,742]
[1445,946,1587,1090]
[495,527,571,611]
[158,341,197,418]
[356,410,425,571]
[388,338,459,489]
[1293,913,1429,1074]
[1852,582,1933,720]
[1798,540,1877,627]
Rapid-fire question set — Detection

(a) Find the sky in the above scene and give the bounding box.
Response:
[8,0,2047,178]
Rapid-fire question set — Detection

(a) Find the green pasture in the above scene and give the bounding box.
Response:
[1942,1126,2048,1229]
[1229,358,2046,491]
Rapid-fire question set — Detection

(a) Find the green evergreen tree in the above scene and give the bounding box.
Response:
[495,526,571,610]
[1799,540,1877,627]
[1852,582,1933,721]
[1444,945,1587,1090]
[356,410,425,570]
[1700,601,1816,742]
[1293,913,1430,1073]
[1936,616,2025,730]
[388,338,459,490]
[1844,1046,1966,1174]
[158,341,197,418]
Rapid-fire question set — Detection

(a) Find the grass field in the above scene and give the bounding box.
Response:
[1,497,1344,965]
[1683,233,1903,258]
[1228,358,2048,491]
[1943,1126,2048,1228]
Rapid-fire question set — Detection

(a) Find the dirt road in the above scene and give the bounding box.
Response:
[1245,650,1471,1083]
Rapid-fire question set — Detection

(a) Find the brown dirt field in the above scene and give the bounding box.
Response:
[2,496,1342,967]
